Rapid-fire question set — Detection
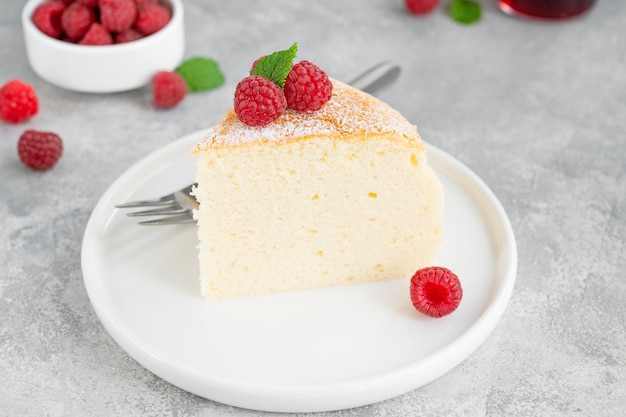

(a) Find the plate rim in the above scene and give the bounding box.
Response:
[81,130,517,412]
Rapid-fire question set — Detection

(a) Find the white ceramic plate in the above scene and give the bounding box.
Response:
[82,130,517,413]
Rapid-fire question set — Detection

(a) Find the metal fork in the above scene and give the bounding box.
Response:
[116,61,401,225]
[115,183,199,225]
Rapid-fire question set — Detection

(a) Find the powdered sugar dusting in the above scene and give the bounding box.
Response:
[193,79,419,151]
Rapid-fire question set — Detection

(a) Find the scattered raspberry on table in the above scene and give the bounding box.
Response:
[0,79,39,124]
[405,0,441,15]
[152,71,187,109]
[17,130,64,171]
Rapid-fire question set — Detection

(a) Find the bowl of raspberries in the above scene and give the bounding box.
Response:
[22,0,185,93]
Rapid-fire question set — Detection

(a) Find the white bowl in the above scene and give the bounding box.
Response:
[21,0,185,93]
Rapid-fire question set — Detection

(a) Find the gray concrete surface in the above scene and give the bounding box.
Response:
[1,0,625,416]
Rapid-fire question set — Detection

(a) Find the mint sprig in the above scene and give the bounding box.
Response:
[252,42,298,89]
[450,0,482,25]
[175,57,225,92]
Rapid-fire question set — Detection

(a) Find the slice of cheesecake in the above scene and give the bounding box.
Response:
[191,79,443,300]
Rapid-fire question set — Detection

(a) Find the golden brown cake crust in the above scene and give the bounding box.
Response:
[192,79,424,153]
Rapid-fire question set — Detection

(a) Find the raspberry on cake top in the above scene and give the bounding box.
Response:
[192,79,419,151]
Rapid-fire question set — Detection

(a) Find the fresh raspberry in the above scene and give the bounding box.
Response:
[283,60,333,112]
[100,0,137,33]
[78,0,100,6]
[114,28,144,43]
[32,1,65,39]
[0,80,39,124]
[405,0,440,15]
[410,266,463,318]
[17,130,63,170]
[78,22,113,45]
[58,0,76,6]
[249,56,265,75]
[152,71,187,109]
[61,2,96,41]
[134,3,171,35]
[234,76,287,126]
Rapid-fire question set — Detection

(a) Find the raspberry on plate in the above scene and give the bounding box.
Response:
[410,266,463,318]
[17,130,63,171]
[100,0,137,33]
[0,79,39,124]
[234,76,287,126]
[405,0,441,14]
[152,71,187,109]
[284,60,333,112]
[61,2,96,41]
[79,23,113,45]
[32,1,65,39]
[135,3,171,35]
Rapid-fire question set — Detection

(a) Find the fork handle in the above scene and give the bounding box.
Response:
[349,62,401,95]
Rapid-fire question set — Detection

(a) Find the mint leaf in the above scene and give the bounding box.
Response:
[252,42,298,88]
[175,57,225,92]
[450,0,482,24]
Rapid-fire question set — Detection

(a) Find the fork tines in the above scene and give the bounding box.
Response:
[115,183,198,226]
